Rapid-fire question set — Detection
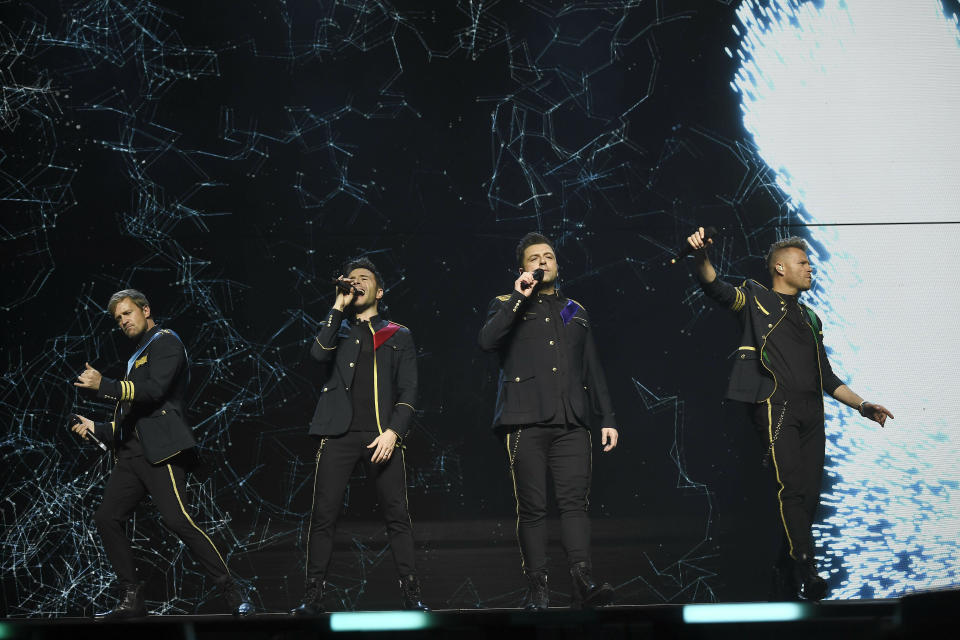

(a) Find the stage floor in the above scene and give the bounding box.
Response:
[3,596,951,639]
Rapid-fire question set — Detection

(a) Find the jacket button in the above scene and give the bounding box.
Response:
[545,317,550,322]
[549,340,555,345]
[515,377,521,382]
[322,387,328,392]
[349,362,355,367]
[740,354,746,359]
[768,323,773,328]
[345,386,349,391]
[356,339,360,344]
[552,367,558,372]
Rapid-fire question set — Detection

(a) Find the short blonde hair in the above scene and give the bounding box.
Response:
[107,289,150,316]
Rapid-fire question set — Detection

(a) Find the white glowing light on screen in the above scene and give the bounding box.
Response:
[733,0,960,598]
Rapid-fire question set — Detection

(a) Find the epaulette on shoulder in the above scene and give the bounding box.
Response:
[747,279,769,290]
[388,321,409,331]
[566,298,585,311]
[496,293,512,301]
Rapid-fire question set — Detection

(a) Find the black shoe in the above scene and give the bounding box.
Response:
[794,554,828,602]
[569,562,614,609]
[770,563,801,601]
[399,574,429,611]
[218,576,254,617]
[523,571,549,611]
[291,579,325,616]
[95,582,146,620]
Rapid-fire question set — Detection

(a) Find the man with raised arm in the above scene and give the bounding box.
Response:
[292,257,426,614]
[686,227,894,601]
[478,232,619,610]
[71,288,252,618]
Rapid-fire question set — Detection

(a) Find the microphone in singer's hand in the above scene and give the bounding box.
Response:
[332,277,358,294]
[671,226,719,264]
[521,268,545,290]
[73,415,108,452]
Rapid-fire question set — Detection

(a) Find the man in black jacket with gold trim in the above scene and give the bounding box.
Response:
[292,257,425,614]
[686,228,894,601]
[479,232,618,610]
[71,289,251,618]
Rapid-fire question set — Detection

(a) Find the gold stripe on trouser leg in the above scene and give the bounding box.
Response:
[304,439,325,581]
[166,465,230,574]
[767,399,796,559]
[506,431,525,573]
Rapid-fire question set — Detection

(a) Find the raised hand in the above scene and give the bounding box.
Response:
[334,276,359,310]
[74,362,102,391]
[686,226,714,253]
[514,271,538,298]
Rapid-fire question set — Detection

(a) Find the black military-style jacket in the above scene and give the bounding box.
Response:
[308,309,417,439]
[478,290,616,431]
[93,325,196,464]
[701,277,845,403]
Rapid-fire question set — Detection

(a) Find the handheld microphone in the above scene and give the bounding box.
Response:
[671,226,719,264]
[73,415,108,452]
[332,277,359,294]
[521,268,545,290]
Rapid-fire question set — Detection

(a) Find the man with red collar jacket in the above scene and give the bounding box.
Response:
[71,289,251,618]
[479,232,619,611]
[292,257,425,615]
[686,228,894,602]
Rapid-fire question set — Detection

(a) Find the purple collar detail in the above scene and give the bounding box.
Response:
[560,300,579,326]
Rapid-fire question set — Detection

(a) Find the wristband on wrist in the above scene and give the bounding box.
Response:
[857,400,867,416]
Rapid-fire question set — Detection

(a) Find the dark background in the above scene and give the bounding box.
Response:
[0,0,877,615]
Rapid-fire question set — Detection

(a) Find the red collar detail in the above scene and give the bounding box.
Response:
[373,322,401,350]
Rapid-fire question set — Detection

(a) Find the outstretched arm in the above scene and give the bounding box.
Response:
[686,227,746,311]
[832,384,894,427]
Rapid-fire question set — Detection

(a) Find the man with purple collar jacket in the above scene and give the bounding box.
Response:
[686,227,894,601]
[292,257,425,614]
[479,232,619,611]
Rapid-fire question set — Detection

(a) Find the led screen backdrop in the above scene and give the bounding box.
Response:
[2,0,958,615]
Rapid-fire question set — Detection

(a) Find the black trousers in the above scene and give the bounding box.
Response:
[753,392,825,563]
[306,430,416,582]
[94,453,231,585]
[506,424,592,575]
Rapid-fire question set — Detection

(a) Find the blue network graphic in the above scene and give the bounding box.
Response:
[1,1,729,615]
[3,0,957,616]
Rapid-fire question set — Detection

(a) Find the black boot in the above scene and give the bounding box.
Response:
[218,576,254,617]
[523,571,549,611]
[291,579,325,615]
[569,562,614,609]
[95,582,146,620]
[793,553,828,602]
[399,574,429,611]
[770,562,801,601]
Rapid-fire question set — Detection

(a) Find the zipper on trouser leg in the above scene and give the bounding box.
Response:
[767,400,797,560]
[506,428,524,573]
[304,438,327,581]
